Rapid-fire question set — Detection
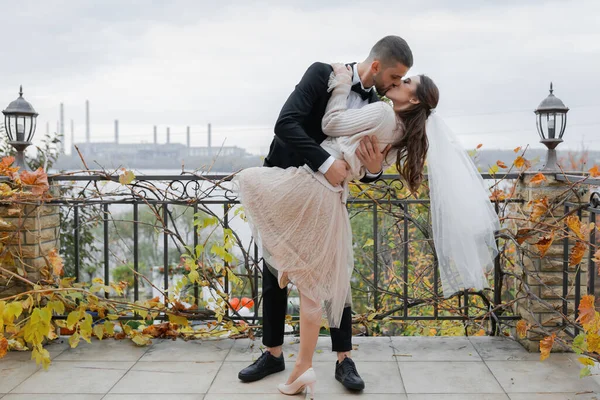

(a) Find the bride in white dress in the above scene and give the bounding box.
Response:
[235,64,499,396]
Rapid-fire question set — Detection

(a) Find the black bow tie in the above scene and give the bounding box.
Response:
[351,82,372,101]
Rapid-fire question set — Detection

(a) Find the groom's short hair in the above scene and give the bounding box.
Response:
[369,36,413,68]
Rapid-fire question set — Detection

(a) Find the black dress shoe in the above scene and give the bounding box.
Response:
[238,350,285,382]
[335,357,365,391]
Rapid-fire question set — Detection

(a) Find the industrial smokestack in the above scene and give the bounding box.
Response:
[153,125,157,144]
[208,123,212,154]
[70,119,74,153]
[85,100,90,143]
[186,126,190,148]
[167,127,170,144]
[114,120,119,144]
[60,103,65,153]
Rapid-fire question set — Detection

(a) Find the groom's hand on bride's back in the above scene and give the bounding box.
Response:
[324,159,350,186]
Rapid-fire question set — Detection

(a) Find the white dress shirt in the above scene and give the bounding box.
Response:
[318,63,381,177]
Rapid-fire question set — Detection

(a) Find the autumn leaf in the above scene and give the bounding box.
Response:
[540,333,555,361]
[47,248,64,276]
[589,165,600,178]
[0,156,19,178]
[516,228,534,245]
[496,160,508,169]
[576,295,595,326]
[516,320,529,339]
[535,233,554,257]
[566,215,585,240]
[490,189,507,201]
[0,183,14,198]
[530,197,549,222]
[119,170,136,185]
[476,144,483,149]
[530,173,547,185]
[569,241,587,266]
[514,156,526,169]
[514,147,522,153]
[488,165,499,175]
[20,168,49,196]
[0,336,7,359]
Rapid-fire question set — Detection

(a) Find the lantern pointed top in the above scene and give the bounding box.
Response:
[19,85,23,97]
[535,82,568,114]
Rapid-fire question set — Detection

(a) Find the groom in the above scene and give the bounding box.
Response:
[238,35,413,391]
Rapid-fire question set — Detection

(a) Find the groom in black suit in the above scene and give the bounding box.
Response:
[239,35,413,391]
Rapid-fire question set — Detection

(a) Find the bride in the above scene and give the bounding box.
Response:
[235,64,499,397]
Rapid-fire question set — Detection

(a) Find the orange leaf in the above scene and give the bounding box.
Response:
[593,249,600,264]
[0,156,19,178]
[530,173,547,185]
[566,215,584,240]
[516,228,534,245]
[240,297,255,309]
[476,144,483,149]
[530,197,549,222]
[47,248,64,276]
[577,295,596,326]
[589,165,600,178]
[516,320,529,339]
[496,160,508,169]
[229,297,240,311]
[569,241,587,267]
[0,336,7,359]
[535,233,554,257]
[540,333,555,361]
[514,156,526,169]
[490,189,507,202]
[20,168,49,196]
[514,147,522,154]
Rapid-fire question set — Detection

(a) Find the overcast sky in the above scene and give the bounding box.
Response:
[1,0,599,155]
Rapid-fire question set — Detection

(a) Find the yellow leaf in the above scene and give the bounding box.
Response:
[363,239,374,248]
[93,324,104,340]
[119,170,136,185]
[104,321,115,336]
[514,156,526,168]
[488,165,499,175]
[69,332,81,348]
[566,215,585,240]
[588,333,600,353]
[66,310,82,329]
[31,345,51,370]
[578,357,596,367]
[530,197,549,222]
[4,301,23,322]
[168,314,189,327]
[131,334,152,346]
[540,333,555,361]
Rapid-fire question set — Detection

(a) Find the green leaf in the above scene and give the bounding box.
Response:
[363,239,374,248]
[580,366,592,378]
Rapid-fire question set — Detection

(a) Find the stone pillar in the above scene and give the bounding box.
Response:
[513,173,589,352]
[0,202,60,297]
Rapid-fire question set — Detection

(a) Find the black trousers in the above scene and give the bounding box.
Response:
[262,262,353,352]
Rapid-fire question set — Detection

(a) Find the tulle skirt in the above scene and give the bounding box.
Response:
[234,166,353,328]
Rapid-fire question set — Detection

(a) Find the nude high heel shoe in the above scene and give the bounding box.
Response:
[277,367,317,398]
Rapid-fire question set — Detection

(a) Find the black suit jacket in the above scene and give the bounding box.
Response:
[264,62,381,182]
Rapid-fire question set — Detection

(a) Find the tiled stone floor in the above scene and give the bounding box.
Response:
[0,335,598,399]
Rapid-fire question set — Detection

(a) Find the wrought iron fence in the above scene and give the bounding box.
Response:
[45,172,526,334]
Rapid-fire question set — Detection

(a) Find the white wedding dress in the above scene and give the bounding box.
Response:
[235,71,403,329]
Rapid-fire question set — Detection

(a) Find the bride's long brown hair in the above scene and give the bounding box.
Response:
[392,75,439,193]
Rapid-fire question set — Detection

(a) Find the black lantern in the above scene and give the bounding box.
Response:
[2,86,38,169]
[534,83,569,172]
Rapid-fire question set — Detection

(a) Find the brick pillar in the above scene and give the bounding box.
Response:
[513,173,589,352]
[0,202,60,297]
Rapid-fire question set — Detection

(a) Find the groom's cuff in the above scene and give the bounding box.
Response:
[318,156,336,174]
[364,168,382,179]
